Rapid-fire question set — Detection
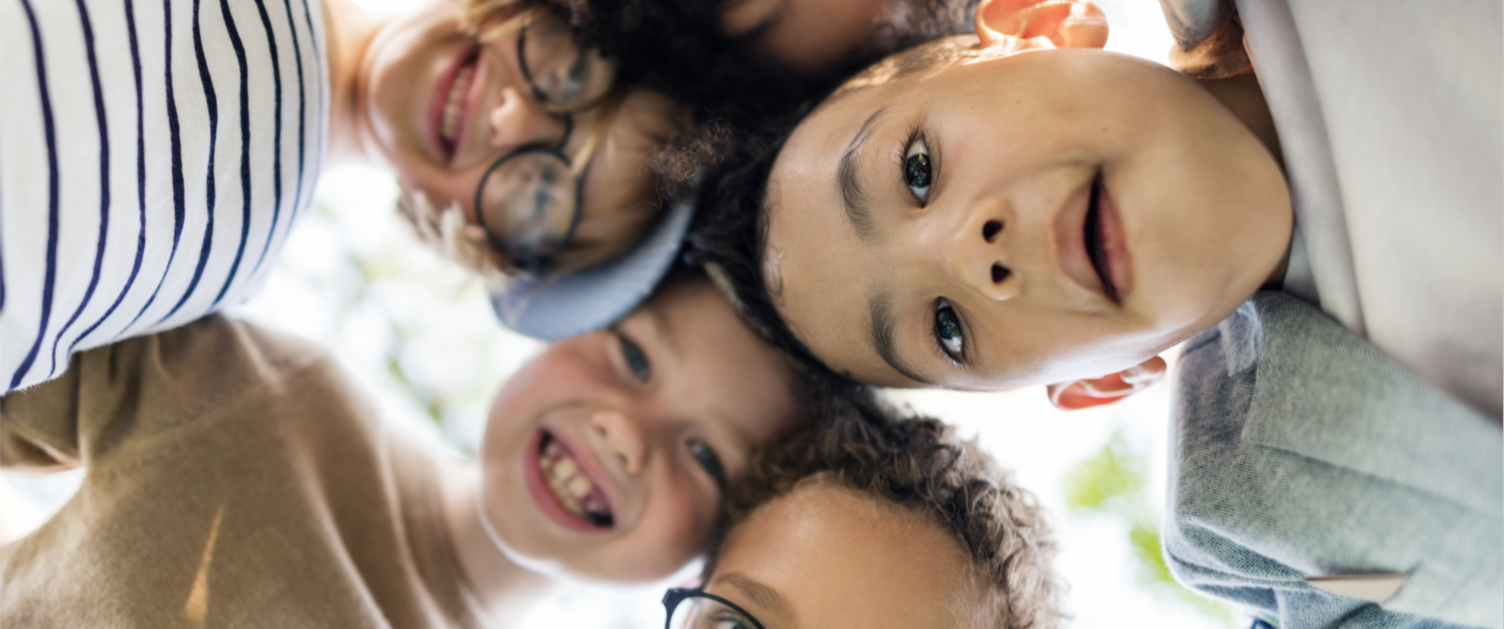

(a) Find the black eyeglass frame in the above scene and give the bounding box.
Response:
[471,17,609,273]
[662,587,768,629]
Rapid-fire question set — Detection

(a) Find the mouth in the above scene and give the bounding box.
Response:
[431,47,480,163]
[1083,172,1119,303]
[535,430,615,529]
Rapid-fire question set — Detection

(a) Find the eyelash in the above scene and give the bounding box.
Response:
[932,297,966,365]
[688,439,727,487]
[898,124,935,207]
[615,330,652,384]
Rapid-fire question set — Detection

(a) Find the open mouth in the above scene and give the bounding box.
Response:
[538,431,614,528]
[1083,172,1120,303]
[436,49,480,162]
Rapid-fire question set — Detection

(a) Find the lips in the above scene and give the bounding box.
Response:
[525,429,616,532]
[1083,174,1117,302]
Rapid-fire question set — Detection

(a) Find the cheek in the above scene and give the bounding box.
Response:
[605,474,713,581]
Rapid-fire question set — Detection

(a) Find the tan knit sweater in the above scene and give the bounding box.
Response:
[1,315,485,628]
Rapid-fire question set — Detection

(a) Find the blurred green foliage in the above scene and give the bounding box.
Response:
[1065,429,1240,624]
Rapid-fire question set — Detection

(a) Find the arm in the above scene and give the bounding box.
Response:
[2,315,326,473]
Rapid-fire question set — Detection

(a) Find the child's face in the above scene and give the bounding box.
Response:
[763,48,1291,390]
[693,480,979,627]
[358,1,684,271]
[477,278,800,582]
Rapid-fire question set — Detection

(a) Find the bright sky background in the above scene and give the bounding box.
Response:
[3,1,1250,627]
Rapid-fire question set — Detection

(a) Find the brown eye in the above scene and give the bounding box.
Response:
[934,297,964,360]
[688,439,726,486]
[616,332,651,383]
[904,136,932,205]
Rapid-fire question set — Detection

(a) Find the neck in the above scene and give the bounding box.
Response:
[438,462,561,622]
[1196,72,1283,170]
[321,0,389,168]
[1197,72,1292,288]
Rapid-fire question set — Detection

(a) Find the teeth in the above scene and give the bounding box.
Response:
[553,457,576,479]
[568,476,591,498]
[538,434,613,527]
[440,62,474,146]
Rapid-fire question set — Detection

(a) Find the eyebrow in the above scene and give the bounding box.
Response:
[837,107,889,242]
[868,291,938,386]
[716,573,794,623]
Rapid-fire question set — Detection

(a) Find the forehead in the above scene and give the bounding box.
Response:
[715,482,973,627]
[638,280,798,438]
[765,82,909,383]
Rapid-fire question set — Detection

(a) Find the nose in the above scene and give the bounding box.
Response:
[589,407,648,476]
[948,203,1018,302]
[488,86,566,152]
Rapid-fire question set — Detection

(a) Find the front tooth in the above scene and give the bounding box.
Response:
[568,476,591,498]
[553,458,577,480]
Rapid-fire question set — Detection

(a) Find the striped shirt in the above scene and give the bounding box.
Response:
[1,0,327,394]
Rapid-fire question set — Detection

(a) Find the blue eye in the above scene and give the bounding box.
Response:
[934,297,964,360]
[904,135,932,205]
[688,440,726,486]
[617,332,651,383]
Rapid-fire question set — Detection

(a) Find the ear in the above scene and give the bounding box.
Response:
[975,0,1109,51]
[1045,355,1166,411]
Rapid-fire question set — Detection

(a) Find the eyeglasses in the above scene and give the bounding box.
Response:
[472,15,616,272]
[663,588,768,629]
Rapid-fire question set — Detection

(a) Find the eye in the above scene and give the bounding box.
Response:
[688,439,727,486]
[933,297,965,361]
[903,133,933,205]
[616,331,652,384]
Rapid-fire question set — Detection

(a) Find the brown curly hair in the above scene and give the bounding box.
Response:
[705,396,1065,629]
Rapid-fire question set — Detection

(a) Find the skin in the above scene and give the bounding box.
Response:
[763,45,1292,391]
[443,277,800,597]
[325,0,684,271]
[702,479,983,628]
[719,0,904,78]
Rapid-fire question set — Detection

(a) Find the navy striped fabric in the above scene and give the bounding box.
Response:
[1,0,326,393]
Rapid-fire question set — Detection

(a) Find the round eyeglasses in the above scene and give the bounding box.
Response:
[472,15,615,272]
[663,588,767,629]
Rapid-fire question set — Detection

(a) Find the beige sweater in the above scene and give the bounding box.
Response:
[1,316,485,628]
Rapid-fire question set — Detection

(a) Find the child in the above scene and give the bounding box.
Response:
[0,270,815,626]
[671,402,1061,629]
[686,0,1503,625]
[1,0,687,393]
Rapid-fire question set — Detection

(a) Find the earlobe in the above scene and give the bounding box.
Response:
[1046,355,1167,411]
[975,0,1109,51]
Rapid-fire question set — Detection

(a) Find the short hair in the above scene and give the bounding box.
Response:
[704,396,1064,629]
[684,34,996,378]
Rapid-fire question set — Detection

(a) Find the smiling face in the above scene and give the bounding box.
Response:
[357,1,685,272]
[701,479,982,628]
[477,276,800,582]
[763,46,1291,390]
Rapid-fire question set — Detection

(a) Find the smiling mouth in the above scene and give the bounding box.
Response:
[438,50,479,161]
[538,432,614,528]
[1083,172,1119,303]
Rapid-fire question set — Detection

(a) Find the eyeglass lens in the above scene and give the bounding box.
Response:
[522,17,614,107]
[478,151,578,260]
[668,594,763,629]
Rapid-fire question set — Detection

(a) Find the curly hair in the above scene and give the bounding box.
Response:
[705,399,1064,629]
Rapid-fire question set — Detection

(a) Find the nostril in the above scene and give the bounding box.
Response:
[982,220,1003,242]
[992,264,1010,284]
